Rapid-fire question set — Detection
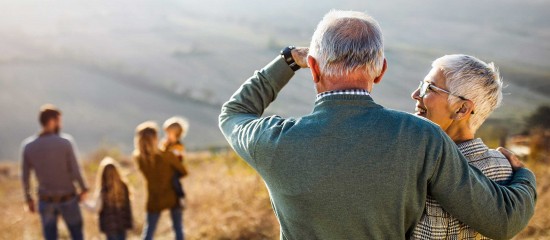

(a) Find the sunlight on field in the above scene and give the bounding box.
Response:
[0,147,547,239]
[0,150,278,240]
[516,161,550,239]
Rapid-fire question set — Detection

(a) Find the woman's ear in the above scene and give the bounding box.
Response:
[308,56,320,83]
[454,100,475,120]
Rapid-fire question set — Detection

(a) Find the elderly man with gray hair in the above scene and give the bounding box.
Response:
[410,55,515,239]
[219,10,536,239]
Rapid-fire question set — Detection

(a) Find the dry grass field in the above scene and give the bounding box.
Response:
[0,150,278,240]
[515,161,550,239]
[0,147,547,240]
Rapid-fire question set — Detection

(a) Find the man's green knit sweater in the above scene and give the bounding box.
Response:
[219,57,536,239]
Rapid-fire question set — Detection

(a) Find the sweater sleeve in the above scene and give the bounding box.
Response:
[428,131,536,239]
[66,140,88,192]
[21,145,32,201]
[218,56,294,168]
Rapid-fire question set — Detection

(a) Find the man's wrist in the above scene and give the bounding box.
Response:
[280,46,301,71]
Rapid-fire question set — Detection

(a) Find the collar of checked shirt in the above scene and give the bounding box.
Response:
[316,89,370,101]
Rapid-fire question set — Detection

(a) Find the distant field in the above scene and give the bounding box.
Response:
[1,0,549,160]
[0,147,548,239]
[1,47,548,161]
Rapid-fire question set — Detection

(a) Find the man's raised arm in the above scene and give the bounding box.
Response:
[219,56,295,166]
[430,131,537,239]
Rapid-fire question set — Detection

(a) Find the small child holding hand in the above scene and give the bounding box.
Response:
[84,157,132,240]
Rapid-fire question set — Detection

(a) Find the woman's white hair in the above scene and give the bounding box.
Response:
[309,10,385,78]
[433,54,503,132]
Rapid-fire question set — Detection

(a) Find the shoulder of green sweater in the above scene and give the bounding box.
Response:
[381,108,454,160]
[381,107,443,132]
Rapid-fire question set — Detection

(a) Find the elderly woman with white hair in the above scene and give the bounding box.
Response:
[410,54,512,239]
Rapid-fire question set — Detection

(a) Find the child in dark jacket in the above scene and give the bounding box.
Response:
[84,157,132,240]
[161,116,189,207]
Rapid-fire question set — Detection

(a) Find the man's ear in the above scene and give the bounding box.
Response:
[454,100,475,120]
[373,58,387,84]
[308,55,320,83]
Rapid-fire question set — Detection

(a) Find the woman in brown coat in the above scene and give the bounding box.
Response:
[133,121,188,240]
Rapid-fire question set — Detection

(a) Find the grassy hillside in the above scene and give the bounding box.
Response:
[0,150,280,240]
[0,148,547,239]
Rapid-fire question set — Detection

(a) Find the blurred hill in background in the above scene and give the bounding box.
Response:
[0,0,549,160]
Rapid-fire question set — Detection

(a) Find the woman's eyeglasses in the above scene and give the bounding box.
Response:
[417,81,474,114]
[418,81,468,101]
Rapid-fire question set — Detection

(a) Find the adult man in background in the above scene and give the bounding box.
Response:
[219,10,536,239]
[22,104,88,240]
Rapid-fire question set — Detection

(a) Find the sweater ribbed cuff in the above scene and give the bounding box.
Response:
[512,168,537,190]
[261,56,295,93]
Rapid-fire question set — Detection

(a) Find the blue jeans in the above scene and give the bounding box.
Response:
[106,231,126,240]
[142,207,184,240]
[38,197,84,240]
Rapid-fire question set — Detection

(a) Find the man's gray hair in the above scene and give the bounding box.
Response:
[309,10,385,78]
[433,54,503,132]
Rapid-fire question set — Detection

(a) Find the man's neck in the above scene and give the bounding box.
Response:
[316,72,375,94]
[40,129,58,136]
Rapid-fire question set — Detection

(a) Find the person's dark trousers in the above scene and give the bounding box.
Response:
[38,196,84,240]
[106,231,126,240]
[172,171,186,199]
[142,207,184,240]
